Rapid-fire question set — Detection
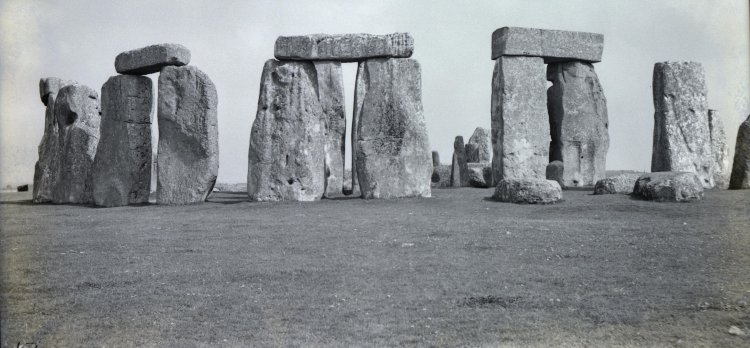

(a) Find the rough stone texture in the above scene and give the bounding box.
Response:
[729,115,750,189]
[92,75,153,207]
[451,136,469,187]
[248,60,325,202]
[547,61,609,187]
[157,65,218,205]
[431,164,452,188]
[275,33,414,62]
[39,77,74,106]
[33,92,63,203]
[466,127,492,163]
[633,172,704,202]
[432,151,440,168]
[313,61,346,198]
[115,43,191,75]
[593,173,642,195]
[491,27,603,63]
[491,56,549,183]
[354,58,431,199]
[545,161,564,188]
[467,163,493,188]
[54,84,101,204]
[492,178,563,204]
[651,61,714,188]
[708,110,729,189]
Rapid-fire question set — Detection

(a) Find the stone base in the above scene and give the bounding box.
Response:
[492,178,562,204]
[633,172,704,202]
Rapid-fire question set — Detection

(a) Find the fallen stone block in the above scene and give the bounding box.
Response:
[468,163,492,188]
[492,178,563,204]
[633,172,704,202]
[115,43,191,75]
[729,114,750,189]
[593,173,642,194]
[491,27,603,62]
[275,33,413,62]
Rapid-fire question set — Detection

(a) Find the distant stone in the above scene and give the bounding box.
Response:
[157,66,218,204]
[708,110,729,188]
[729,115,750,189]
[545,161,564,187]
[633,172,704,202]
[491,56,549,182]
[491,27,603,62]
[39,77,74,106]
[492,178,563,204]
[432,151,440,168]
[651,62,713,188]
[313,61,346,198]
[467,163,493,188]
[593,173,641,194]
[115,43,191,75]
[466,127,492,163]
[275,33,414,62]
[354,58,431,199]
[17,184,28,192]
[248,60,325,201]
[547,61,608,187]
[451,136,469,187]
[431,164,452,188]
[54,84,101,204]
[92,75,153,207]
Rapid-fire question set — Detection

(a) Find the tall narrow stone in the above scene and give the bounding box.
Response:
[92,75,153,207]
[491,56,549,183]
[54,84,101,204]
[450,136,468,187]
[466,127,492,163]
[248,60,325,201]
[34,78,75,203]
[547,61,609,187]
[354,58,431,199]
[708,110,729,188]
[157,65,218,204]
[313,61,346,198]
[651,61,713,188]
[432,151,440,167]
[729,115,750,189]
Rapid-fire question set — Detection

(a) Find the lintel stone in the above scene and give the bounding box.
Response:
[491,27,603,63]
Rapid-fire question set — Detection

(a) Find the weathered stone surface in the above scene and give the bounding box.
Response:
[545,160,564,188]
[354,58,431,199]
[54,84,101,204]
[275,33,413,62]
[633,172,704,202]
[115,43,191,75]
[451,136,469,187]
[92,75,153,207]
[491,27,603,62]
[157,65,218,204]
[248,60,325,202]
[33,94,62,203]
[593,173,641,195]
[492,178,562,204]
[708,110,729,188]
[547,61,608,187]
[651,62,713,188]
[432,151,440,168]
[491,56,549,183]
[313,61,346,198]
[466,127,492,163]
[729,115,750,189]
[431,164,452,188]
[39,77,74,106]
[468,162,493,188]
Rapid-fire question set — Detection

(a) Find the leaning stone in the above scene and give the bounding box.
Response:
[708,110,729,188]
[432,151,440,168]
[115,43,191,75]
[729,115,750,189]
[466,127,492,163]
[593,173,642,194]
[248,60,325,202]
[651,62,713,188]
[54,84,101,204]
[451,136,469,187]
[312,61,347,198]
[633,172,704,202]
[431,164,452,188]
[492,178,563,204]
[354,58,431,199]
[491,27,603,62]
[275,33,414,62]
[468,163,493,188]
[491,56,549,182]
[39,77,74,106]
[547,61,609,187]
[157,65,218,204]
[545,161,564,188]
[92,75,153,207]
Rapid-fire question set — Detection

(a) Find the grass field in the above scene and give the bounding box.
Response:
[1,188,749,347]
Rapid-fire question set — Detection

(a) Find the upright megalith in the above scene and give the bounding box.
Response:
[92,75,153,207]
[466,127,492,163]
[248,60,325,201]
[451,136,469,187]
[432,151,440,168]
[275,33,414,61]
[54,84,101,204]
[547,61,608,187]
[353,58,431,199]
[729,115,750,189]
[115,43,191,75]
[708,110,729,188]
[157,65,218,204]
[313,61,347,198]
[651,61,713,188]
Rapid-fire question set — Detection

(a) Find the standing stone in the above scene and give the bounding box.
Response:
[34,77,75,203]
[466,127,492,163]
[54,84,101,204]
[651,62,713,188]
[157,65,218,204]
[313,61,346,198]
[450,136,469,187]
[708,110,729,188]
[39,77,74,106]
[354,58,431,199]
[115,43,191,75]
[275,33,414,62]
[729,115,750,189]
[491,56,549,183]
[92,75,152,207]
[547,61,609,187]
[633,172,704,202]
[432,151,440,167]
[248,60,325,201]
[545,160,564,188]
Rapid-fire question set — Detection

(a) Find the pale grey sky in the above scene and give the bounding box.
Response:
[1,0,748,187]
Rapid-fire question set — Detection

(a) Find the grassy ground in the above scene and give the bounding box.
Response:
[1,188,749,347]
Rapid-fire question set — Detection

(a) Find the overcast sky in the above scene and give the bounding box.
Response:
[1,0,748,187]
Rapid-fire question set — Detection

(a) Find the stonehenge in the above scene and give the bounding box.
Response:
[115,43,191,75]
[466,127,491,163]
[729,115,750,189]
[275,33,414,61]
[450,136,469,187]
[708,110,730,188]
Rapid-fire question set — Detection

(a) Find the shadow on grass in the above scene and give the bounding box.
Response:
[0,200,34,206]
